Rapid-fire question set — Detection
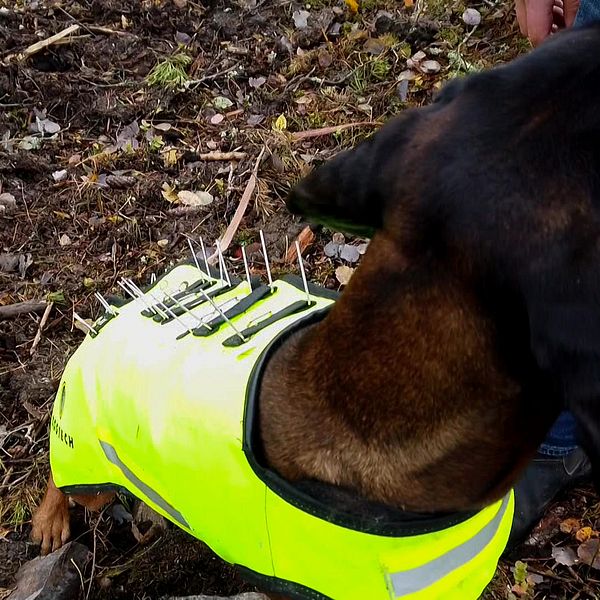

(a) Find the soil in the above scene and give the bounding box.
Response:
[0,0,598,598]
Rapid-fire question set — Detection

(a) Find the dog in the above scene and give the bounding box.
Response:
[32,24,600,599]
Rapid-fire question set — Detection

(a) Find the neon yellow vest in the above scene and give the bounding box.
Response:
[50,262,514,600]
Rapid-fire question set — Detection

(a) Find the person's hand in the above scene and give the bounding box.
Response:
[516,0,580,45]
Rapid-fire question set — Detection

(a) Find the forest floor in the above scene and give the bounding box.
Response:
[1,0,599,598]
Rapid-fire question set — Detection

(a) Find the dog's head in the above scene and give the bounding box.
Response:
[288,25,600,488]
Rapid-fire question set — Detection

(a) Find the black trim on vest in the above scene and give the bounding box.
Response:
[236,566,331,600]
[243,284,478,537]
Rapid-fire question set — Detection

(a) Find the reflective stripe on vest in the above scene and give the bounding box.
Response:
[50,262,514,600]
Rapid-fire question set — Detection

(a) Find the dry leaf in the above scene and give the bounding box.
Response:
[577,539,600,569]
[73,315,94,334]
[575,526,598,543]
[336,265,355,286]
[420,60,441,74]
[345,0,359,13]
[560,518,581,534]
[552,546,578,567]
[339,244,360,264]
[249,76,267,88]
[273,114,287,131]
[161,183,178,203]
[177,190,214,206]
[292,9,310,29]
[59,234,71,246]
[404,0,414,7]
[284,226,315,264]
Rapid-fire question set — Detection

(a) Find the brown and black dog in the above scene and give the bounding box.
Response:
[33,20,600,585]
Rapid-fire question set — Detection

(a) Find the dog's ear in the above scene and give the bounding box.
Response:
[287,112,421,236]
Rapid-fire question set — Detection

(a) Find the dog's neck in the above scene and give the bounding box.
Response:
[258,234,553,513]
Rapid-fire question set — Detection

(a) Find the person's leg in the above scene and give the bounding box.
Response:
[508,412,590,550]
[538,410,578,457]
[574,0,600,26]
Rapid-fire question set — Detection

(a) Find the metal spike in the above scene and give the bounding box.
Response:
[187,238,206,281]
[146,290,195,335]
[94,292,118,316]
[117,279,137,299]
[199,236,209,274]
[161,290,208,329]
[197,288,246,342]
[120,279,167,320]
[73,311,98,336]
[241,245,252,291]
[259,230,273,287]
[295,241,311,305]
[216,240,231,285]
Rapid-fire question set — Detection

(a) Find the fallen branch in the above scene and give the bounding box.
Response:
[0,300,47,320]
[198,151,247,161]
[30,302,53,356]
[19,24,80,60]
[208,147,265,265]
[290,121,381,142]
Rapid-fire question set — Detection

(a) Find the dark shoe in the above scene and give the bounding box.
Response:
[506,447,591,552]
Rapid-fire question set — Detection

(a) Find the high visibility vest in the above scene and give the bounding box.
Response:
[50,262,514,600]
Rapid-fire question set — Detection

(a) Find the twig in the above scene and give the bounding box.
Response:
[208,147,265,264]
[19,24,80,60]
[198,151,247,161]
[0,300,47,320]
[86,25,134,36]
[30,302,53,356]
[291,121,381,142]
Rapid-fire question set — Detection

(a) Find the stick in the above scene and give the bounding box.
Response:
[198,151,247,161]
[290,121,380,142]
[30,302,53,356]
[208,147,265,265]
[0,300,47,320]
[20,24,80,60]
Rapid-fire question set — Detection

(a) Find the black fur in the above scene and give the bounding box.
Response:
[288,24,600,489]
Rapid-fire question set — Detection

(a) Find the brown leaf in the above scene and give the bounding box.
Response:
[335,265,355,286]
[559,517,581,534]
[577,539,600,569]
[284,226,315,264]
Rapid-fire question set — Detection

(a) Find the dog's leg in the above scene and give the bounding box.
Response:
[31,473,114,554]
[31,474,71,555]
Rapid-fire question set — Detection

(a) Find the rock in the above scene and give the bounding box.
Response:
[165,595,268,600]
[8,542,90,600]
[0,192,16,213]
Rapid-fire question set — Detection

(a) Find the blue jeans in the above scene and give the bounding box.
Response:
[539,0,600,458]
[575,0,600,26]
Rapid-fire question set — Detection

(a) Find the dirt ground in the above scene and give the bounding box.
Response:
[1,0,599,598]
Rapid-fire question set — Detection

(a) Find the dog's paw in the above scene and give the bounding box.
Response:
[31,494,71,555]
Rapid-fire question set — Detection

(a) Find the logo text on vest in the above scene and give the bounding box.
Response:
[51,415,74,449]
